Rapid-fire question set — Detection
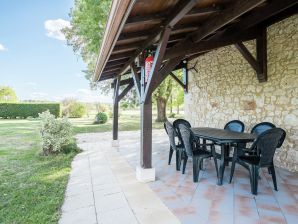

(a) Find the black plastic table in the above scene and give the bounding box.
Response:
[191,127,255,185]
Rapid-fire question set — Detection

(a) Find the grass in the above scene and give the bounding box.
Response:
[0,119,77,224]
[0,109,183,223]
[71,109,183,134]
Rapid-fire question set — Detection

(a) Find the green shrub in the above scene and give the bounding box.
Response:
[62,100,86,118]
[0,103,60,119]
[68,102,86,118]
[169,113,176,118]
[39,111,73,155]
[94,112,108,124]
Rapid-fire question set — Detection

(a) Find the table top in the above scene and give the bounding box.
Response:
[191,127,256,144]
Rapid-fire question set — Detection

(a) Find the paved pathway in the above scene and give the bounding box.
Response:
[59,131,180,224]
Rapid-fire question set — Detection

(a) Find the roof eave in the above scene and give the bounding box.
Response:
[93,0,136,82]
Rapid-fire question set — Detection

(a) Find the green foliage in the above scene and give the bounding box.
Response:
[0,103,60,119]
[64,0,112,76]
[39,111,74,155]
[62,99,86,118]
[0,86,18,102]
[169,113,176,118]
[69,102,86,118]
[94,112,108,124]
[0,119,78,223]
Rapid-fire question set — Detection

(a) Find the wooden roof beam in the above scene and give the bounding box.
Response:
[116,0,198,78]
[190,0,266,43]
[124,5,222,27]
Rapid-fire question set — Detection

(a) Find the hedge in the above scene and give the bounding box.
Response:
[0,103,60,119]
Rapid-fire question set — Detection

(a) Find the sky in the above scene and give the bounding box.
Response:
[0,0,112,103]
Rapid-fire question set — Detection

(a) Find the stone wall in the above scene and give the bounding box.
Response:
[185,15,298,171]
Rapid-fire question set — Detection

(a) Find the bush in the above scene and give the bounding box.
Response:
[94,112,108,124]
[39,111,73,155]
[68,102,86,118]
[169,113,176,118]
[62,100,86,118]
[0,103,60,119]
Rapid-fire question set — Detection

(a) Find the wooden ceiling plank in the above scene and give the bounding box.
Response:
[191,0,266,43]
[116,0,199,79]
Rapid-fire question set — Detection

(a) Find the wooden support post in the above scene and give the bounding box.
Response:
[140,99,152,168]
[182,61,188,93]
[234,28,267,82]
[256,29,267,82]
[112,76,120,144]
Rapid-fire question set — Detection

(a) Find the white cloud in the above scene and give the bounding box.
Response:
[44,19,71,41]
[0,43,8,51]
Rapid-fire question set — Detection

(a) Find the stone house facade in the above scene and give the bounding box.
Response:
[184,15,298,171]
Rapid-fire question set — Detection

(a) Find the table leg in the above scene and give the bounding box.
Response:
[218,144,226,186]
[225,144,230,166]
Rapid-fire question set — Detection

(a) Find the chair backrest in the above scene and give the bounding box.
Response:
[253,128,286,166]
[173,119,191,143]
[164,121,177,151]
[224,120,245,133]
[178,123,194,157]
[251,122,276,136]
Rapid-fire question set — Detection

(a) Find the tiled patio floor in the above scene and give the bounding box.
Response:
[116,130,298,224]
[61,130,298,224]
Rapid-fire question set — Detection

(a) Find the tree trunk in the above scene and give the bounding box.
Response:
[170,95,173,114]
[177,105,179,114]
[156,98,167,122]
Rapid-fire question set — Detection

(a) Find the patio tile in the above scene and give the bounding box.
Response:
[61,192,94,212]
[93,191,128,213]
[59,206,97,224]
[61,130,298,224]
[97,207,137,224]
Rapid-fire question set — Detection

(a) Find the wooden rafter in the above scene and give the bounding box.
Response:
[190,0,266,42]
[164,28,260,61]
[111,78,133,88]
[169,72,185,89]
[125,5,222,27]
[118,81,134,101]
[115,0,199,79]
[130,63,141,100]
[256,29,267,82]
[143,27,171,103]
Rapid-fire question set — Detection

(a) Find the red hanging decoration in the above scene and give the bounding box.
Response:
[145,53,154,83]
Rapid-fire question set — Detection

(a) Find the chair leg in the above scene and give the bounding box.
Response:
[199,160,204,170]
[182,155,188,174]
[251,165,259,195]
[270,165,278,191]
[175,149,181,171]
[211,145,219,179]
[168,147,173,165]
[193,157,199,182]
[229,148,238,183]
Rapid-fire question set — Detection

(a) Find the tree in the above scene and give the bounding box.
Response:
[0,86,18,102]
[153,77,173,122]
[64,0,180,122]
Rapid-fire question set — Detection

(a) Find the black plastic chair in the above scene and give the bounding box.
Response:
[229,128,286,195]
[173,119,191,143]
[251,122,276,136]
[178,123,218,182]
[224,120,245,132]
[164,121,183,171]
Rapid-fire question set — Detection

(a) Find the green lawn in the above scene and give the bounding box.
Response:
[0,119,77,223]
[71,109,171,134]
[0,109,183,223]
